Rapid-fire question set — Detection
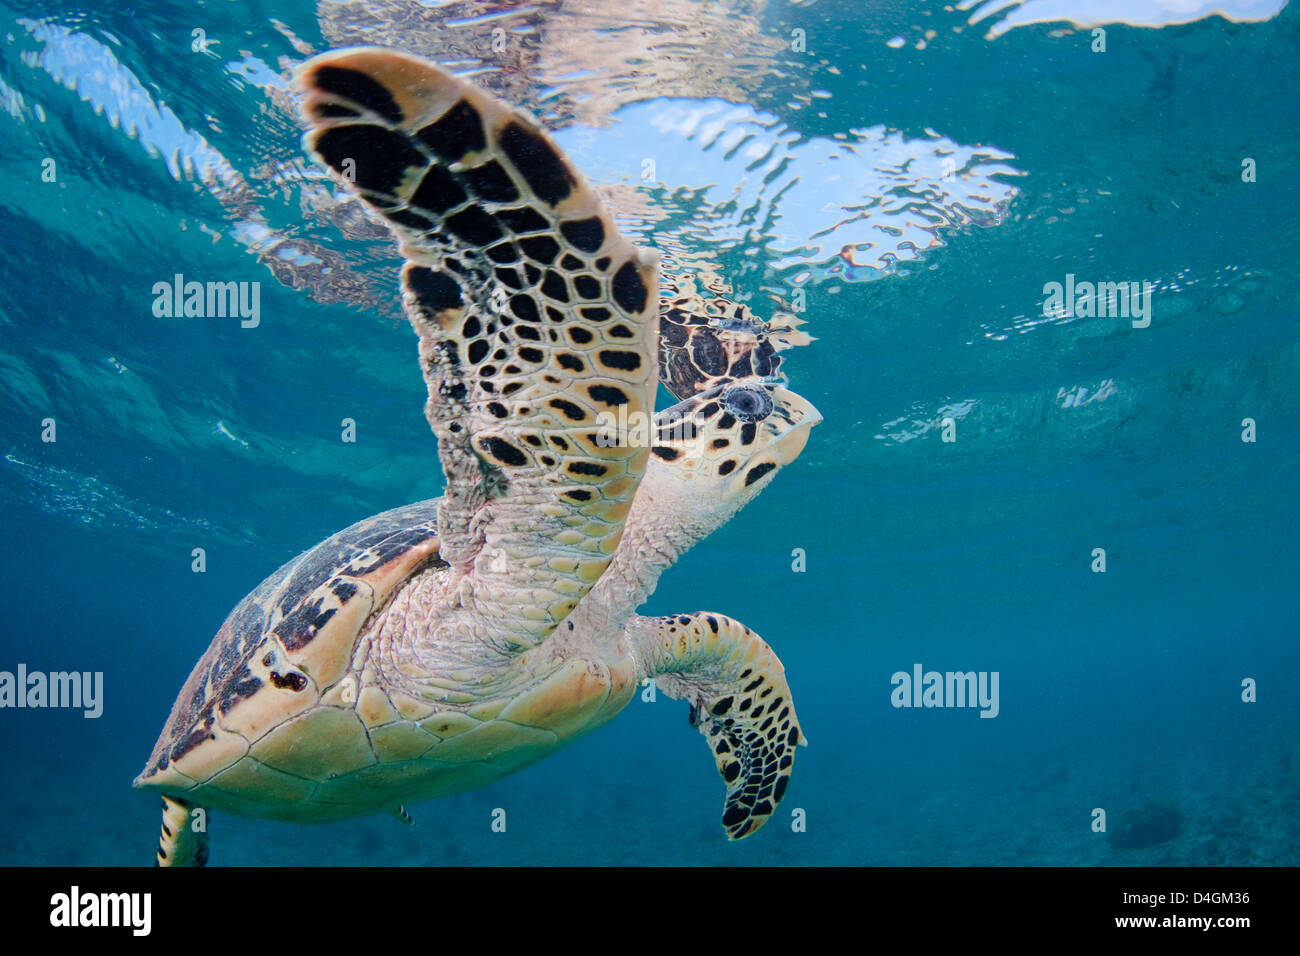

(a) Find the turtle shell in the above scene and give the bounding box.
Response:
[135,499,445,796]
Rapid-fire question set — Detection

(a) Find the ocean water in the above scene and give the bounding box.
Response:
[1,0,1297,867]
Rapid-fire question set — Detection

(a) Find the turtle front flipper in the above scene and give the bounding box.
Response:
[155,796,209,867]
[296,49,659,652]
[629,613,805,840]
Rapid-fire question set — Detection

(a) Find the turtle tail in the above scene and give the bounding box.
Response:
[155,795,209,867]
[631,613,806,840]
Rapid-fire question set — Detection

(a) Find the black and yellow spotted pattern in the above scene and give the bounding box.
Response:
[639,612,805,840]
[155,795,209,867]
[648,378,821,490]
[297,48,658,646]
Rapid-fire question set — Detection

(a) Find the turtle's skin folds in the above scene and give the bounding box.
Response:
[137,48,820,865]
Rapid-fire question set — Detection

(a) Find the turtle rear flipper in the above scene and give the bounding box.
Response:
[155,796,209,867]
[630,613,806,840]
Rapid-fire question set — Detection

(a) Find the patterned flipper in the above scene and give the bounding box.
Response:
[297,48,659,650]
[154,795,209,867]
[631,612,805,839]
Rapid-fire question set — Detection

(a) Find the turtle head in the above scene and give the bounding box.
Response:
[648,378,821,520]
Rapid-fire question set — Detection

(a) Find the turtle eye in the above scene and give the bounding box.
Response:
[721,384,774,423]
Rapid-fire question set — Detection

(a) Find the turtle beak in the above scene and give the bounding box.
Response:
[770,391,822,466]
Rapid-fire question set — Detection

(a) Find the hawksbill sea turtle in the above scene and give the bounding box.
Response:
[135,47,821,866]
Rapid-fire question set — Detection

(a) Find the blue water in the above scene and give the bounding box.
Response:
[1,0,1297,866]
